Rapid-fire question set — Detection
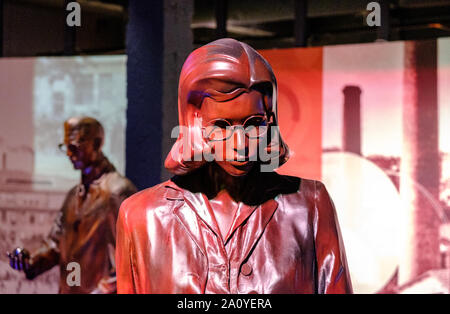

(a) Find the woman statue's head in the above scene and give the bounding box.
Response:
[165,38,289,176]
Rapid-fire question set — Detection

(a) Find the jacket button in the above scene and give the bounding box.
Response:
[241,263,252,276]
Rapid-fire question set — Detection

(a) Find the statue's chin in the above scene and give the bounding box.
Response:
[71,161,84,170]
[216,161,254,177]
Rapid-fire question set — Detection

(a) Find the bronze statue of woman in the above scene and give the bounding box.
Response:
[116,38,352,294]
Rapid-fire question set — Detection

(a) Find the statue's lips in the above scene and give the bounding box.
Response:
[227,160,252,169]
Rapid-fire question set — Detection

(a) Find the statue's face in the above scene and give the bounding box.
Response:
[200,90,267,177]
[63,128,97,171]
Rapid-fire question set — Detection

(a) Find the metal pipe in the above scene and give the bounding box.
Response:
[294,0,307,47]
[215,0,227,39]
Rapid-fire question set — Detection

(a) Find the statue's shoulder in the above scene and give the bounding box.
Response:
[278,176,335,220]
[118,180,181,219]
[273,174,317,207]
[292,178,331,200]
[102,170,138,196]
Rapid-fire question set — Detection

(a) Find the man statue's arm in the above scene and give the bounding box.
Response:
[7,208,63,280]
[24,207,64,280]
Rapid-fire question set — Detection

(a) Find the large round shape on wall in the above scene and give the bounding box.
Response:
[322,151,402,294]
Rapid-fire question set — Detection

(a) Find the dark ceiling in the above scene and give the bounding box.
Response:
[2,0,450,56]
[192,0,450,49]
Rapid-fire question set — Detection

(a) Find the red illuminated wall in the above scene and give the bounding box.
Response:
[259,47,323,180]
[260,38,450,294]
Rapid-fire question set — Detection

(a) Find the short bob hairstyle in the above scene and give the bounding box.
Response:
[165,38,290,175]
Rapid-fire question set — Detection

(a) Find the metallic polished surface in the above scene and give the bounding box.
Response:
[7,117,137,294]
[164,38,289,176]
[117,165,352,293]
[117,39,352,294]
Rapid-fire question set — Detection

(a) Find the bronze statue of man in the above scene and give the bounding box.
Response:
[7,117,137,294]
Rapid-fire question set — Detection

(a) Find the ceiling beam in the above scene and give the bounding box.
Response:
[294,0,308,47]
[215,0,227,39]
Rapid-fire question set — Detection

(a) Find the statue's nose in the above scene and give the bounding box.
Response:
[232,127,246,151]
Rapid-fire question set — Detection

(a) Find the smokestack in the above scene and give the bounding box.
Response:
[342,85,362,155]
[399,40,441,284]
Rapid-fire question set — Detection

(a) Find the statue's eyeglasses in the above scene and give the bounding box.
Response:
[58,142,82,153]
[202,114,270,142]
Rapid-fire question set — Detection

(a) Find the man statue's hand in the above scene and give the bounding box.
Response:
[6,247,31,272]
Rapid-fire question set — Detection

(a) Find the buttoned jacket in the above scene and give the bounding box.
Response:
[116,169,352,294]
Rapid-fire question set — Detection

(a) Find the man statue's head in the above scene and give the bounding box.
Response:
[60,116,105,172]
